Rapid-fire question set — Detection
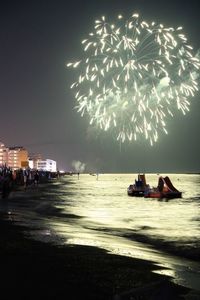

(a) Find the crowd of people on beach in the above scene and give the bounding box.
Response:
[0,165,58,199]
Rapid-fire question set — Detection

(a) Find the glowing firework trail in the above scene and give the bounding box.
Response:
[67,13,200,145]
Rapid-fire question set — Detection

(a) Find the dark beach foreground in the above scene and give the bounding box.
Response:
[0,217,193,300]
[0,184,198,300]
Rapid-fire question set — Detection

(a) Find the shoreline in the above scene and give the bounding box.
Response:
[7,181,200,264]
[0,217,190,300]
[1,181,200,299]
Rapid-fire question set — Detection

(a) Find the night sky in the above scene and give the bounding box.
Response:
[0,0,199,173]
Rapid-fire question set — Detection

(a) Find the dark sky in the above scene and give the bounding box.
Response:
[0,0,199,173]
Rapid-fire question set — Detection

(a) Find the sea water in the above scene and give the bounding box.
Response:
[1,173,200,290]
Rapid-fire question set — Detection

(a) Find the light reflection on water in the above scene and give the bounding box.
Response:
[46,173,200,290]
[1,173,200,290]
[55,173,200,242]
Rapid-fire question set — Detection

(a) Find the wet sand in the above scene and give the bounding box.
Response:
[0,183,198,299]
[0,218,191,300]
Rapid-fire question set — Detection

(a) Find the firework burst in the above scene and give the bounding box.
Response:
[67,13,200,145]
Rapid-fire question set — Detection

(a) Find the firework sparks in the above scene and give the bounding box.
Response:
[67,13,200,145]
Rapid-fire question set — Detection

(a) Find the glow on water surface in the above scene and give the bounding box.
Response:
[47,173,200,290]
[54,173,200,240]
[1,173,200,290]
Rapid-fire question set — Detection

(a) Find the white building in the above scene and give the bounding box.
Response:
[0,142,7,166]
[36,159,57,172]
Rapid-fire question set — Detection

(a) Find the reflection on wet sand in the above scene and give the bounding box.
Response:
[1,173,200,292]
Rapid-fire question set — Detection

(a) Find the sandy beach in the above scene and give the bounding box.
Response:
[0,182,198,300]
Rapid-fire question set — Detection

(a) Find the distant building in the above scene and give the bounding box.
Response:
[0,140,57,171]
[8,146,29,169]
[28,153,43,169]
[36,159,57,172]
[0,142,8,166]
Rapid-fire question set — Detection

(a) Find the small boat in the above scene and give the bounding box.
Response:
[144,176,182,199]
[127,174,150,197]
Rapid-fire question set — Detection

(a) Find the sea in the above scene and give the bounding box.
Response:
[1,173,200,291]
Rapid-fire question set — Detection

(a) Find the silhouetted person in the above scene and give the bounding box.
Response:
[34,171,39,185]
[1,175,11,199]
